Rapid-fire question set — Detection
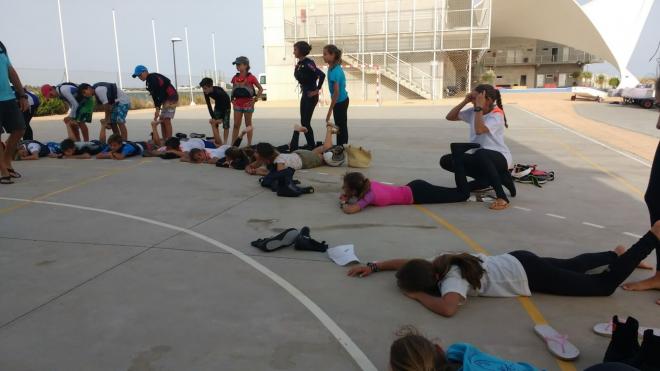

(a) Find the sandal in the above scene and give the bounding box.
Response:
[8,168,21,179]
[0,176,14,185]
[190,133,206,139]
[489,198,509,210]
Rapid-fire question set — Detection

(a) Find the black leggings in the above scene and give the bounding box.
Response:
[646,141,660,225]
[22,108,34,140]
[510,232,659,296]
[292,94,318,148]
[333,98,349,145]
[440,148,514,201]
[407,143,472,204]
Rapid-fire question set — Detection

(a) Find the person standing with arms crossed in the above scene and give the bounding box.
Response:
[293,41,325,149]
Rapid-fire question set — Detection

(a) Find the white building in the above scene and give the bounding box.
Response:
[262,0,655,102]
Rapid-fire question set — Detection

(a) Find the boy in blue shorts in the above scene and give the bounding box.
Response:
[93,82,131,142]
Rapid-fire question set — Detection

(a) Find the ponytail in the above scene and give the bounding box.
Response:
[432,253,485,290]
[495,89,508,128]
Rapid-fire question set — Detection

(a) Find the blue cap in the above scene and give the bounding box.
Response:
[132,65,148,78]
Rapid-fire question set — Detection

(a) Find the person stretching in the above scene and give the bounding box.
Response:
[444,84,516,210]
[347,221,660,317]
[340,143,478,214]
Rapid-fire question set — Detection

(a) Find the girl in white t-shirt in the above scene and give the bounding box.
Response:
[348,222,660,317]
[444,84,516,210]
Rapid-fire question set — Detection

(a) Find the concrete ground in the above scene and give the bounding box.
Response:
[1,100,658,371]
[573,101,660,138]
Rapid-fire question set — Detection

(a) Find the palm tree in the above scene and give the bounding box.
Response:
[581,71,593,87]
[596,74,606,89]
[481,70,496,85]
[608,77,620,89]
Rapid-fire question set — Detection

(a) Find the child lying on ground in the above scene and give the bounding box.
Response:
[340,143,477,214]
[96,134,149,160]
[57,139,105,159]
[347,221,660,317]
[182,129,251,164]
[245,124,343,176]
[390,326,538,371]
[16,140,60,160]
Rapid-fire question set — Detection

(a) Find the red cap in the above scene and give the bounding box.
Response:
[41,84,54,99]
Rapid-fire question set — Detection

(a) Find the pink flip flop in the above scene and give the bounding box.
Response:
[534,324,580,361]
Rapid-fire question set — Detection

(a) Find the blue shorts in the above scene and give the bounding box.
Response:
[111,103,130,124]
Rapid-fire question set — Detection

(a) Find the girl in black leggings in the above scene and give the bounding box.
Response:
[444,84,516,210]
[346,222,660,317]
[621,78,660,302]
[340,143,478,214]
[293,41,325,149]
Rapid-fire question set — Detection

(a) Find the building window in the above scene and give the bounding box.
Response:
[496,76,503,79]
[545,74,554,78]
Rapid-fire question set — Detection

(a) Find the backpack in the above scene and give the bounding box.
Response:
[511,164,555,188]
[20,140,50,157]
[92,82,118,105]
[231,73,256,99]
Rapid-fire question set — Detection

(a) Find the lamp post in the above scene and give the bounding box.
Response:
[184,26,195,105]
[170,37,182,90]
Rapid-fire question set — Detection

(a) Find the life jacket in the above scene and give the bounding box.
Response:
[56,82,79,102]
[92,82,118,105]
[20,140,50,157]
[26,90,40,108]
[0,41,6,55]
[231,73,256,99]
[122,141,144,156]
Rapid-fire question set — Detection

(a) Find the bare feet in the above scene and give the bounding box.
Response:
[622,272,660,291]
[293,124,308,133]
[326,122,339,134]
[614,245,654,269]
[489,198,509,210]
[239,126,254,138]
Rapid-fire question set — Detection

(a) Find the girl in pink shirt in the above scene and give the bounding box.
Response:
[341,143,478,214]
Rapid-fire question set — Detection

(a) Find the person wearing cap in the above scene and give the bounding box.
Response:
[41,82,91,142]
[230,56,263,147]
[0,40,28,184]
[132,65,178,141]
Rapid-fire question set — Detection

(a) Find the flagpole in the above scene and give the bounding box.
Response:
[184,26,195,105]
[152,19,160,72]
[112,9,123,89]
[56,0,70,81]
[212,32,218,84]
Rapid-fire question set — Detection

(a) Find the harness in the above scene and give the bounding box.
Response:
[231,73,256,99]
[20,140,50,157]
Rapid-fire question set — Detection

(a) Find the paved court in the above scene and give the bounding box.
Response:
[573,101,660,138]
[0,103,658,371]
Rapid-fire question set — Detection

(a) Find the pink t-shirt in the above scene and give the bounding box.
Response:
[356,181,414,209]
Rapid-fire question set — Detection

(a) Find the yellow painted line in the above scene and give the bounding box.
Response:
[414,205,577,371]
[0,160,150,215]
[542,128,645,199]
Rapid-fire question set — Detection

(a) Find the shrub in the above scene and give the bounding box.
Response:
[34,92,68,116]
[608,77,620,88]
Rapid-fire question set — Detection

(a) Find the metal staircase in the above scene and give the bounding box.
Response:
[343,53,434,100]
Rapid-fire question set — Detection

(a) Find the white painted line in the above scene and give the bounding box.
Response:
[514,106,651,168]
[582,222,605,229]
[513,206,531,211]
[623,232,643,238]
[0,196,377,371]
[545,213,567,220]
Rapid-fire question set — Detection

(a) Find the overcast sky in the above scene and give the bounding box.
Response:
[0,0,264,88]
[1,0,658,88]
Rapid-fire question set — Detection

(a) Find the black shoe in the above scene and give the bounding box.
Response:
[250,228,299,252]
[190,133,205,139]
[175,132,187,139]
[502,173,517,198]
[604,316,640,364]
[631,328,660,371]
[294,226,328,252]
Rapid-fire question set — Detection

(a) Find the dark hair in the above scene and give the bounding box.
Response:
[199,77,214,87]
[396,254,485,294]
[164,137,180,150]
[294,41,312,57]
[323,44,343,65]
[107,134,123,145]
[76,83,93,101]
[255,142,278,162]
[189,148,204,162]
[475,84,508,128]
[342,172,370,199]
[60,138,76,152]
[390,326,457,371]
[225,147,254,169]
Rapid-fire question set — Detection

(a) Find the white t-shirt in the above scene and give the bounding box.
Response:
[438,253,530,302]
[274,153,303,170]
[94,85,130,105]
[180,138,206,152]
[26,142,42,155]
[206,145,230,159]
[57,85,78,118]
[458,107,512,168]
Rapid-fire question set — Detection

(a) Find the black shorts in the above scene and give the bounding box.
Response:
[0,99,26,134]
